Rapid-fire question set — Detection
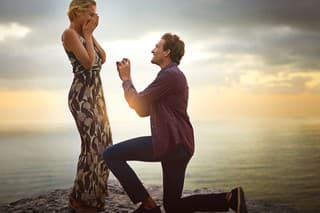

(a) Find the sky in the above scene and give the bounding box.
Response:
[0,0,320,130]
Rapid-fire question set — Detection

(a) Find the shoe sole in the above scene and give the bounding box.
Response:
[68,198,98,213]
[237,187,248,213]
[68,202,79,212]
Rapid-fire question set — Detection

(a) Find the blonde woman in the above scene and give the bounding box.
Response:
[62,0,112,211]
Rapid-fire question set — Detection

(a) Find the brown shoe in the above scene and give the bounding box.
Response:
[68,197,99,213]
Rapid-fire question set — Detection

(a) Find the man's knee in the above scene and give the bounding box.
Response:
[102,146,113,163]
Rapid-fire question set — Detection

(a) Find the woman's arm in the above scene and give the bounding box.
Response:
[93,36,106,64]
[62,17,98,70]
[63,29,95,70]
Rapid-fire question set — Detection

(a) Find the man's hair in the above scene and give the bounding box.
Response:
[67,0,96,21]
[161,33,185,65]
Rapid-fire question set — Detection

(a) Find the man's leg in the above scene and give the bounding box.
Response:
[161,146,191,212]
[103,136,158,204]
[162,146,230,213]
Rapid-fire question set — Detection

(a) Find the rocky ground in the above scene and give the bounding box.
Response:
[0,180,305,213]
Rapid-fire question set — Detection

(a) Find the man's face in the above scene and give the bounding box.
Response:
[151,39,168,65]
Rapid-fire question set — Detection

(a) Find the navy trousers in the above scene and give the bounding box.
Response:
[103,136,229,212]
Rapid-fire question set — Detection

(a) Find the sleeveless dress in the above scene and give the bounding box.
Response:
[64,35,112,209]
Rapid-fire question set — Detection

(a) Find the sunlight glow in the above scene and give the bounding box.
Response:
[0,90,70,130]
[101,32,161,61]
[239,71,320,94]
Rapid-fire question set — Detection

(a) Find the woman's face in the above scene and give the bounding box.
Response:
[75,5,97,26]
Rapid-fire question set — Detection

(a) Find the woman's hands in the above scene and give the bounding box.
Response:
[62,11,100,70]
[82,14,99,38]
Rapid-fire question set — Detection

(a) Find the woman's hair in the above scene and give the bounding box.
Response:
[161,33,185,65]
[67,0,96,21]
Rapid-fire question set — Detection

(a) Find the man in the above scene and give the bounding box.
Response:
[103,33,248,213]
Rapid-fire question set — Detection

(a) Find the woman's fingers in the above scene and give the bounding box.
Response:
[94,15,99,26]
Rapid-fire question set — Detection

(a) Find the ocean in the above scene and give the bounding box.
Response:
[0,117,319,212]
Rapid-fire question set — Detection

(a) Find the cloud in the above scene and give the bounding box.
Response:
[181,24,320,80]
[0,0,319,95]
[0,43,69,76]
[0,0,67,23]
[238,71,320,94]
[0,22,31,42]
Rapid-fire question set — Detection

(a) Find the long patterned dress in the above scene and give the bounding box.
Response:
[64,35,112,209]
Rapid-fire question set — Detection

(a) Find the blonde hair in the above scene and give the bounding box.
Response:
[67,0,96,21]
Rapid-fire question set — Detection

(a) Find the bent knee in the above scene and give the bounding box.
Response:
[102,147,114,162]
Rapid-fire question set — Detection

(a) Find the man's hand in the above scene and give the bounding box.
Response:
[116,58,131,81]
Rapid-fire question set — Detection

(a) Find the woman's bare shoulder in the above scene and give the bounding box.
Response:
[62,28,78,40]
[62,28,80,51]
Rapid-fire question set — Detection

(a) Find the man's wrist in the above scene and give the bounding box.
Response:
[122,79,132,89]
[122,77,131,81]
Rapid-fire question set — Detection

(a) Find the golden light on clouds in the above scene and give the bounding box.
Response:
[1,72,320,130]
[189,85,320,121]
[239,71,320,93]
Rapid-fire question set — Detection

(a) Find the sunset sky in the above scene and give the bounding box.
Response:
[1,0,320,130]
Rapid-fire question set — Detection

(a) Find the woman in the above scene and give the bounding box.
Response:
[62,0,112,211]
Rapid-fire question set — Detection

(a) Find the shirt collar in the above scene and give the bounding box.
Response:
[161,62,178,72]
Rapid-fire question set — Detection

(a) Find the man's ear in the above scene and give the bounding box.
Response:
[164,49,171,57]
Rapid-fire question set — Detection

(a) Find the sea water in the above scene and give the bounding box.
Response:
[0,117,319,212]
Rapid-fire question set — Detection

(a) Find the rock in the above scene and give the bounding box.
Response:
[0,180,305,213]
